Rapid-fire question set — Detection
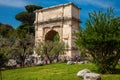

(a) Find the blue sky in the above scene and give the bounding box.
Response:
[0,0,120,28]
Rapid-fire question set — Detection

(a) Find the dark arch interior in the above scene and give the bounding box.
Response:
[45,30,59,41]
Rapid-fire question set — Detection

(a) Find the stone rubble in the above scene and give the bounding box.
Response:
[77,69,101,80]
[77,69,91,78]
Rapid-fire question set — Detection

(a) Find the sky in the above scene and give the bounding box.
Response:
[0,0,120,28]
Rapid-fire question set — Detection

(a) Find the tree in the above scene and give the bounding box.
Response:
[16,25,28,39]
[15,5,43,34]
[0,52,8,67]
[25,5,43,13]
[15,5,43,24]
[11,34,34,66]
[15,12,35,25]
[0,38,13,58]
[0,38,10,80]
[75,8,120,73]
[35,41,65,63]
[0,52,8,80]
[54,33,60,41]
[0,23,14,38]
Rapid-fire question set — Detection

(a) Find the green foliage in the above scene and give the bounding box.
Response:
[25,5,43,13]
[15,12,35,25]
[54,33,60,41]
[16,26,28,39]
[0,38,10,68]
[15,4,43,34]
[0,31,16,57]
[75,8,120,73]
[10,34,34,66]
[0,4,42,67]
[0,23,14,38]
[0,22,2,26]
[0,52,8,68]
[35,41,65,63]
[0,34,34,67]
[16,23,35,37]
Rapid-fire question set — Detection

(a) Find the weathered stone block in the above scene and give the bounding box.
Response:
[67,61,74,65]
[77,69,91,78]
[84,73,101,80]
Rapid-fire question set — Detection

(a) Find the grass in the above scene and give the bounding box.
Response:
[1,63,120,80]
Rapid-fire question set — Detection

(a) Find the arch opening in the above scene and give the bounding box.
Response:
[45,30,60,41]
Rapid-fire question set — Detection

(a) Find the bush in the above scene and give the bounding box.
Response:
[75,8,120,73]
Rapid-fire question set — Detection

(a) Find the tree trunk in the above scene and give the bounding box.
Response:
[20,55,26,67]
[47,56,52,64]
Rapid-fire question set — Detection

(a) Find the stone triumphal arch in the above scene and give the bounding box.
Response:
[35,2,81,58]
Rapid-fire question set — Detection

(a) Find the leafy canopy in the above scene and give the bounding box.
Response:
[15,12,35,25]
[35,41,65,63]
[25,5,43,13]
[15,4,43,34]
[75,8,120,73]
[0,23,14,38]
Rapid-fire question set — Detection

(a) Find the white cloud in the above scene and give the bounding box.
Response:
[0,0,28,8]
[67,0,114,8]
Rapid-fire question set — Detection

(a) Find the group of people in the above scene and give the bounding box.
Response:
[7,53,82,68]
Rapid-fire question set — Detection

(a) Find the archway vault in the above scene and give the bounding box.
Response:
[45,30,60,41]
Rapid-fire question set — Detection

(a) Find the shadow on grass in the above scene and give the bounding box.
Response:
[113,68,120,74]
[89,66,120,74]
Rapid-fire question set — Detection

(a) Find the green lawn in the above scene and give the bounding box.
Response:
[2,63,120,80]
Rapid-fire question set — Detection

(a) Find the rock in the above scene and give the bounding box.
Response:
[16,64,20,68]
[78,60,89,64]
[7,59,17,67]
[74,62,77,64]
[84,60,89,64]
[36,61,44,66]
[67,61,74,65]
[77,69,91,78]
[84,73,101,80]
[78,61,84,64]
